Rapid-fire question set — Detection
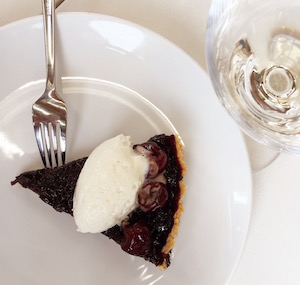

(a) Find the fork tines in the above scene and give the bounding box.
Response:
[33,121,66,168]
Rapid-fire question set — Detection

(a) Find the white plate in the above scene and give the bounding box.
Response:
[0,13,252,285]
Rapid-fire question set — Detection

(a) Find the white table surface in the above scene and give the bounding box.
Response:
[2,1,300,284]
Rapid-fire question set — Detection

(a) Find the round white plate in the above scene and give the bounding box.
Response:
[0,13,252,285]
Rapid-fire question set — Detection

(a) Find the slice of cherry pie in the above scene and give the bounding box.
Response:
[11,134,186,269]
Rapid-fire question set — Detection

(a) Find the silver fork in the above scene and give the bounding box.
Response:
[32,0,67,168]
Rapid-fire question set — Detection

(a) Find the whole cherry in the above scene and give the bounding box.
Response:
[121,222,151,256]
[134,142,168,178]
[138,182,168,212]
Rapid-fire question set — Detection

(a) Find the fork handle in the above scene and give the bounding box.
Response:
[42,0,55,91]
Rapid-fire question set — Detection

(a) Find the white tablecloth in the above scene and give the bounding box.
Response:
[1,1,300,284]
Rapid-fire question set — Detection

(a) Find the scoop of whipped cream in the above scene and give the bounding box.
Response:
[73,134,148,233]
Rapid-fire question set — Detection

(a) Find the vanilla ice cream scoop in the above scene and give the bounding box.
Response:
[73,134,148,233]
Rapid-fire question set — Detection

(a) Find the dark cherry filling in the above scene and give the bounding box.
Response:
[11,134,183,268]
[11,158,87,215]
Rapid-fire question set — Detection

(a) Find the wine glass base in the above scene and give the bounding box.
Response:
[243,135,280,172]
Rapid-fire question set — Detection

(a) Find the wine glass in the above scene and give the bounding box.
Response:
[206,0,300,156]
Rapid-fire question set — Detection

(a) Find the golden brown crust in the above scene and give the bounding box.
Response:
[159,135,187,270]
[175,135,187,177]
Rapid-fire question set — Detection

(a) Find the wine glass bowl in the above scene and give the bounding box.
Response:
[206,0,300,154]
